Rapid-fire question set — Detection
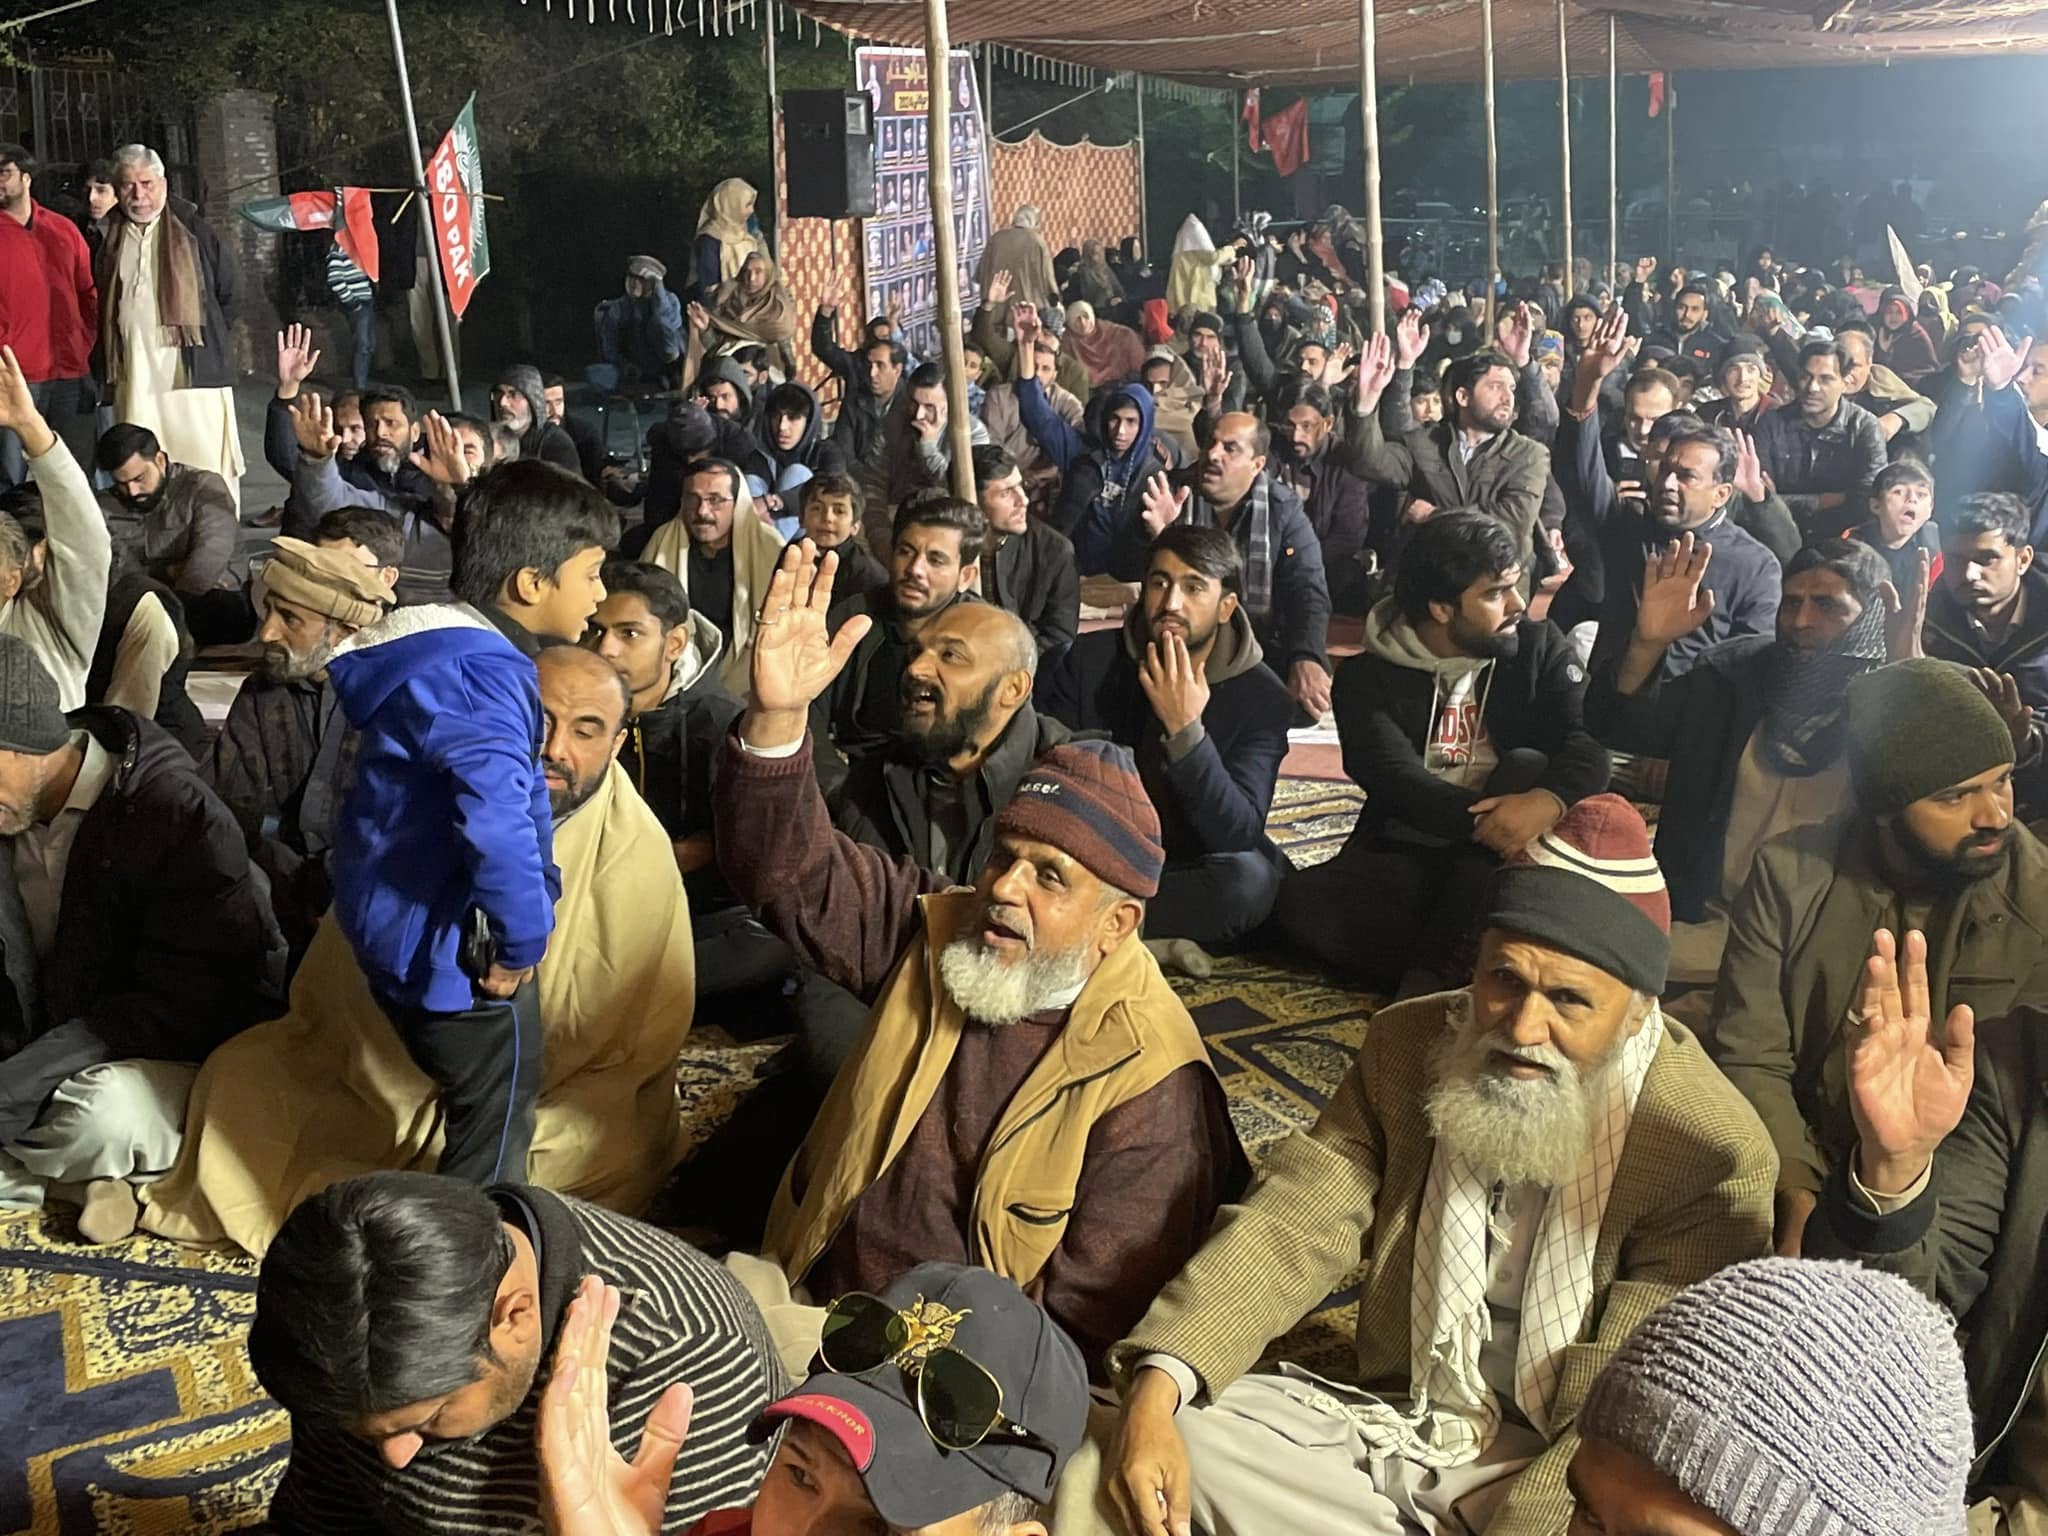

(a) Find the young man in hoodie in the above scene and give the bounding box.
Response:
[973,444,1079,656]
[492,365,584,477]
[1274,510,1610,991]
[1037,523,1294,948]
[325,460,618,1185]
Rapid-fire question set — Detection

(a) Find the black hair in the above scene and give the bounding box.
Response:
[800,471,864,522]
[1871,458,1934,500]
[84,156,115,188]
[1151,521,1244,600]
[1276,379,1336,420]
[248,1172,516,1421]
[1393,509,1523,626]
[907,360,946,393]
[312,506,405,569]
[891,489,986,547]
[359,385,417,423]
[1948,491,2030,550]
[95,422,161,473]
[0,143,34,177]
[863,335,909,368]
[1676,283,1709,303]
[763,383,813,423]
[1798,335,1854,375]
[733,344,769,370]
[1628,366,1682,401]
[1647,410,1707,448]
[443,411,496,465]
[597,557,691,632]
[541,374,565,391]
[1411,371,1442,399]
[451,460,621,610]
[1443,349,1516,405]
[1784,537,1890,608]
[680,456,743,503]
[1835,319,1876,343]
[1660,423,1738,484]
[971,444,1021,484]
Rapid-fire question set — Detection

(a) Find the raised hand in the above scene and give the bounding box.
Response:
[276,323,322,397]
[1321,340,1354,387]
[1012,300,1041,345]
[1354,331,1397,415]
[1634,535,1717,649]
[1849,929,1976,1196]
[1731,428,1767,504]
[1583,307,1631,382]
[0,347,52,456]
[292,390,340,460]
[1138,632,1210,737]
[537,1276,691,1536]
[1878,547,1929,662]
[744,540,873,743]
[1393,309,1428,371]
[816,278,848,316]
[986,268,1012,308]
[410,410,472,488]
[686,300,711,333]
[1139,471,1188,538]
[1979,327,2034,395]
[886,290,905,329]
[1496,300,1534,369]
[1969,667,2034,742]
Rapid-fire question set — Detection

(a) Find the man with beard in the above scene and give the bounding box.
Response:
[1706,658,2048,1256]
[1092,795,1772,1536]
[1696,336,1770,435]
[95,421,251,644]
[1752,337,1889,537]
[1270,379,1374,615]
[714,541,1243,1376]
[536,645,630,819]
[810,284,909,505]
[0,636,282,1242]
[1649,283,1726,373]
[822,492,985,764]
[286,385,461,605]
[205,537,395,966]
[883,362,990,508]
[1275,512,1610,994]
[492,364,585,476]
[831,602,1066,887]
[641,457,788,694]
[973,444,1078,656]
[1838,322,1937,455]
[1038,524,1294,952]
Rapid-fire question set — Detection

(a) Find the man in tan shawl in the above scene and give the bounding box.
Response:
[643,457,788,693]
[140,647,696,1257]
[686,250,799,385]
[977,205,1059,311]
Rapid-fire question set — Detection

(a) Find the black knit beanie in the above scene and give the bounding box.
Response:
[1845,660,2014,817]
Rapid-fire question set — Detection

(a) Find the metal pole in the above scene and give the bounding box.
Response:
[1664,72,1676,262]
[1607,12,1617,284]
[981,43,993,134]
[765,8,781,258]
[383,0,463,411]
[1134,73,1149,258]
[1557,0,1572,299]
[1360,0,1384,334]
[922,1,975,503]
[1481,0,1498,320]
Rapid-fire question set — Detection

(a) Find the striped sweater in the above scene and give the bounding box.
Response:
[267,1186,787,1534]
[327,242,372,307]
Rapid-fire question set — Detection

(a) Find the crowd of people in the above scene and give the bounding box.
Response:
[0,133,2044,1536]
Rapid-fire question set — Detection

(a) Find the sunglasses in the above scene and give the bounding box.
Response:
[817,1292,1060,1459]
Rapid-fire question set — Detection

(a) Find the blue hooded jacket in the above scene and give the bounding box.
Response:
[1014,377,1158,574]
[325,604,559,1012]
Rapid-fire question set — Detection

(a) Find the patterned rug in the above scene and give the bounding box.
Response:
[0,779,1371,1536]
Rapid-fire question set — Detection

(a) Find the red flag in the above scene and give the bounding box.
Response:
[1242,87,1263,153]
[337,185,379,285]
[1262,98,1310,178]
[237,188,379,284]
[425,94,491,320]
[1647,71,1666,117]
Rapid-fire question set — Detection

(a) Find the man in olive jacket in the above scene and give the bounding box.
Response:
[1707,659,2048,1255]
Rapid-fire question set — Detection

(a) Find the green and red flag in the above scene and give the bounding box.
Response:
[426,94,490,319]
[236,187,380,283]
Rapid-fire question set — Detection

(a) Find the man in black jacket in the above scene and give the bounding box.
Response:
[0,637,283,1239]
[810,284,909,504]
[1271,378,1375,615]
[285,386,458,606]
[973,444,1078,656]
[1274,512,1610,991]
[1112,411,1333,721]
[1038,524,1294,946]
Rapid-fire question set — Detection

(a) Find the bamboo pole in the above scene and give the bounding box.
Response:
[1664,71,1676,261]
[1360,0,1384,333]
[1607,12,1617,284]
[922,0,976,502]
[764,3,781,258]
[1557,0,1572,298]
[383,0,462,410]
[1231,104,1241,222]
[1134,72,1149,257]
[1481,0,1498,317]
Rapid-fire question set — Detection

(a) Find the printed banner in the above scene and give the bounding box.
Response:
[854,46,993,364]
[237,187,380,283]
[426,93,490,319]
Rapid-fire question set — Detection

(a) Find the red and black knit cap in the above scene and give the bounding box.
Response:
[1483,793,1671,995]
[992,740,1164,899]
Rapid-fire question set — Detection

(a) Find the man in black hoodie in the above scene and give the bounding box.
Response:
[1038,524,1294,946]
[810,283,909,504]
[491,364,583,477]
[1274,511,1610,991]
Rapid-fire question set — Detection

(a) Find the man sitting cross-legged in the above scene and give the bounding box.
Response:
[1072,795,1774,1536]
[713,541,1245,1378]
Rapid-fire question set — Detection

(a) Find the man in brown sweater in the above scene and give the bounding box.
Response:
[713,541,1243,1376]
[1079,796,1773,1536]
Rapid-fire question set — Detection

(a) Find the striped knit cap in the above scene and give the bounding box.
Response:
[993,740,1163,899]
[1482,793,1669,994]
[1578,1258,1972,1536]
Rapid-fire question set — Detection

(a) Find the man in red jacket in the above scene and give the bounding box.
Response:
[0,143,95,480]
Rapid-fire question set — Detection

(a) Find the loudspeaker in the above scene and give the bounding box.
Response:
[783,90,876,220]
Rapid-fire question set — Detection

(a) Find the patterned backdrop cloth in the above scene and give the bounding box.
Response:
[1,777,1370,1534]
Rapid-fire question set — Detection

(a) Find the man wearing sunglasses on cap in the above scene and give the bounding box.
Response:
[536,1263,1089,1536]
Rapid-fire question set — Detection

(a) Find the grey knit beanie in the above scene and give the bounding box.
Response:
[0,635,69,754]
[1577,1258,1972,1536]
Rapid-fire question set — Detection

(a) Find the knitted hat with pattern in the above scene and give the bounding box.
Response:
[1578,1257,1972,1536]
[0,634,69,755]
[993,740,1163,899]
[1483,793,1670,994]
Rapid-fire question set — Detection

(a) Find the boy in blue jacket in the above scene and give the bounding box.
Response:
[325,460,618,1183]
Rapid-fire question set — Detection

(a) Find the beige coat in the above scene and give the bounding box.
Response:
[643,487,788,694]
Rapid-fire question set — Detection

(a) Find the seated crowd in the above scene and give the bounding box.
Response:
[0,150,2045,1535]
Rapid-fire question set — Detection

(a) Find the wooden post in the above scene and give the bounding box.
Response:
[1360,0,1384,333]
[1231,103,1241,222]
[1664,71,1676,262]
[1607,12,1617,284]
[1557,0,1572,298]
[1134,73,1150,257]
[922,0,975,502]
[980,42,993,133]
[1481,0,1498,317]
[764,4,781,258]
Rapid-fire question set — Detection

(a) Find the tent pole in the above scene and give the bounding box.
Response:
[922,0,975,502]
[765,4,781,258]
[1607,12,1617,284]
[1664,71,1676,261]
[1481,0,1498,322]
[1360,0,1383,333]
[1231,103,1241,222]
[981,42,993,133]
[1134,73,1149,258]
[382,0,462,411]
[1557,0,1572,298]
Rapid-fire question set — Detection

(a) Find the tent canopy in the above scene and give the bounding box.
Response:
[788,0,2048,86]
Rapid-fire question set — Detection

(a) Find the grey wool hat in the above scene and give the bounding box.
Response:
[0,634,69,755]
[1577,1258,1972,1536]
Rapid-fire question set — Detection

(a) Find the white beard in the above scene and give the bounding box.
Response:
[1423,989,1615,1189]
[937,935,1091,1027]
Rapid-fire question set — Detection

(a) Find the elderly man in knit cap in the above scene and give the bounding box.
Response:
[594,253,685,390]
[1084,795,1773,1536]
[711,540,1244,1380]
[205,537,397,968]
[1570,1258,1972,1534]
[1706,656,2048,1257]
[0,636,281,1242]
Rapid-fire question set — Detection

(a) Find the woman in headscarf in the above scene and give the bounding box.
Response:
[1062,300,1147,387]
[1071,239,1124,314]
[694,177,767,297]
[1111,235,1163,305]
[1166,213,1228,317]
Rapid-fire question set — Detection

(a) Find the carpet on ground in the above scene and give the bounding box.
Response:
[0,778,1372,1535]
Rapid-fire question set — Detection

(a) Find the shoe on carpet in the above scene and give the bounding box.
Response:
[1145,937,1215,979]
[77,1178,139,1244]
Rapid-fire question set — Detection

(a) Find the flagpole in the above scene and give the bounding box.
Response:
[384,0,463,412]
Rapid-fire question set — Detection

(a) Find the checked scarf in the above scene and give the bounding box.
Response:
[1189,473,1274,622]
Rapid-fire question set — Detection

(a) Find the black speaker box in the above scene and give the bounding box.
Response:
[783,89,876,220]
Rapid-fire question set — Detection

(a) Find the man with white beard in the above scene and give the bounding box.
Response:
[1084,794,1775,1536]
[710,540,1245,1378]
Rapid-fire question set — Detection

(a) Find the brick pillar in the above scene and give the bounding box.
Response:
[194,89,281,377]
